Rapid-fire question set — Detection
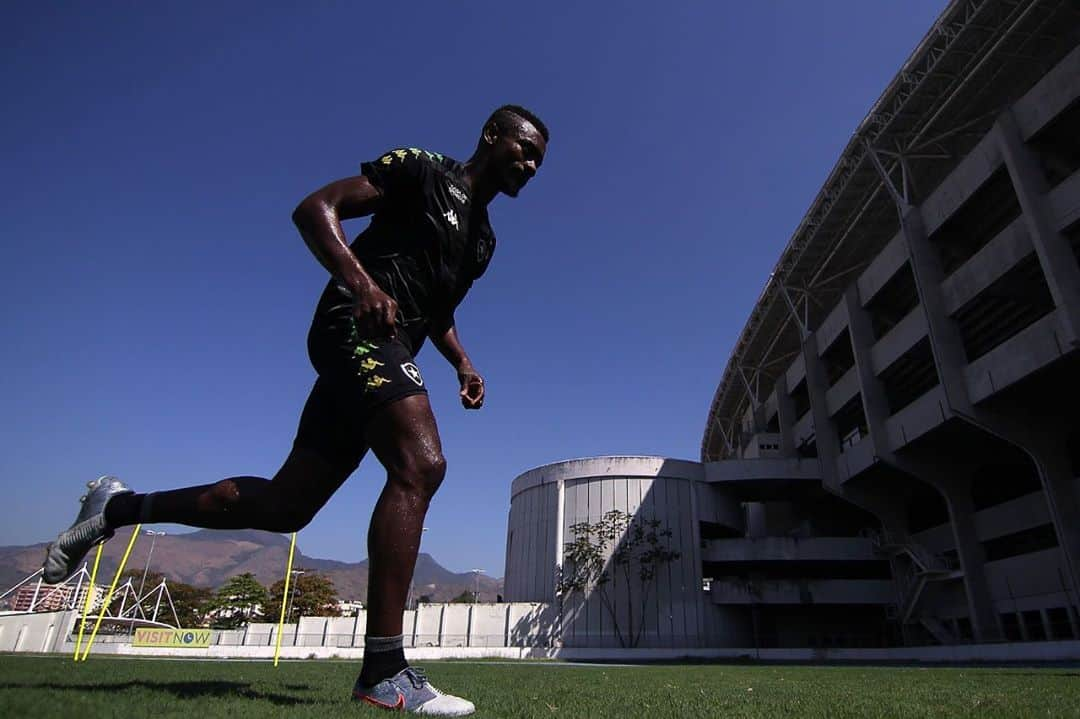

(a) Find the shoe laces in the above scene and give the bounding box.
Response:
[403,667,442,694]
[63,516,105,547]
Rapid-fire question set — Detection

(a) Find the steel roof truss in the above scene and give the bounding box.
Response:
[738,365,764,408]
[866,141,912,220]
[776,280,811,341]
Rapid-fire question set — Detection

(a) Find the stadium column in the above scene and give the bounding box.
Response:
[844,286,1002,642]
[773,374,798,458]
[994,109,1080,616]
[916,466,1002,643]
[801,329,839,484]
[840,287,891,459]
[898,208,969,410]
[937,482,1003,642]
[799,320,899,529]
[902,198,1080,623]
[994,110,1080,348]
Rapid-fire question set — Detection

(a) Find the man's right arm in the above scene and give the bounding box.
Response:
[292,176,398,339]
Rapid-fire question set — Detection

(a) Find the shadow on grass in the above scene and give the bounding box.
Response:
[0,680,319,706]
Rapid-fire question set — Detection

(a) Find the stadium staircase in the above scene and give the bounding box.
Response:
[869,530,964,644]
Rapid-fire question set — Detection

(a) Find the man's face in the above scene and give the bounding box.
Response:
[490,120,546,197]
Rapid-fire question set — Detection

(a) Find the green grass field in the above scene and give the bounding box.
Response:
[1,655,1078,718]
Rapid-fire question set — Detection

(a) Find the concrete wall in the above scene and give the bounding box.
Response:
[242,603,545,649]
[503,475,559,602]
[0,610,72,653]
[505,457,719,648]
[709,580,894,605]
[703,537,877,563]
[4,607,1079,663]
[0,603,559,657]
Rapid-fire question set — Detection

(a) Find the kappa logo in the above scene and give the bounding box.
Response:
[447,183,468,204]
[359,357,384,372]
[366,375,392,390]
[444,209,459,229]
[401,362,424,387]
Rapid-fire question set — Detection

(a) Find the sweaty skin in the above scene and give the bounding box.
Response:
[293,117,545,408]
[289,115,547,635]
[91,112,547,646]
[37,109,550,719]
[198,480,241,512]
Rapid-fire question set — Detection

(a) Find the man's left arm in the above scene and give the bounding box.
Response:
[431,325,484,409]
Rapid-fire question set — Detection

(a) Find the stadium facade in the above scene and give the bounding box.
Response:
[506,0,1080,649]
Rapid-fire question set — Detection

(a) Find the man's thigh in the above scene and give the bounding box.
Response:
[265,445,354,522]
[294,337,429,475]
[364,393,445,480]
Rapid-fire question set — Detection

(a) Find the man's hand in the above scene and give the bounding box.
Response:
[458,368,485,409]
[431,325,482,408]
[352,281,398,340]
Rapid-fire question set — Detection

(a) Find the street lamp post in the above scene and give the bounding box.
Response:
[286,569,305,646]
[470,569,484,604]
[139,530,166,598]
[286,569,305,623]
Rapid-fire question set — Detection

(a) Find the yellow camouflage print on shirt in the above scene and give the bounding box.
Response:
[378,148,444,166]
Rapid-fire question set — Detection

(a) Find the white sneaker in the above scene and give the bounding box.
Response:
[352,667,475,716]
[42,475,132,583]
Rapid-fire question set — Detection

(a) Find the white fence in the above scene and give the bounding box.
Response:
[3,604,1080,662]
[0,601,558,656]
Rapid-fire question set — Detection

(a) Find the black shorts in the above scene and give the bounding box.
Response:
[294,296,428,473]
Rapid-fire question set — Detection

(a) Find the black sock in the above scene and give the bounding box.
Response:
[103,492,148,528]
[358,634,407,686]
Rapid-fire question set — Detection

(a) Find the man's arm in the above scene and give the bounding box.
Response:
[431,325,485,409]
[292,176,398,339]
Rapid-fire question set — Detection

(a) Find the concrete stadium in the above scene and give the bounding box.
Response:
[3,0,1080,663]
[506,0,1080,653]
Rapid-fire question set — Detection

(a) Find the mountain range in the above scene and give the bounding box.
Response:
[0,528,502,603]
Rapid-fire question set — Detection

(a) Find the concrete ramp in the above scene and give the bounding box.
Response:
[703,458,822,500]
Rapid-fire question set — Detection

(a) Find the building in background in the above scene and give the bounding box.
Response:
[505,455,893,648]
[507,0,1080,648]
[10,581,104,614]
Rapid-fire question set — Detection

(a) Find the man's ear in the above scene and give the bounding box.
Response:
[482,120,499,146]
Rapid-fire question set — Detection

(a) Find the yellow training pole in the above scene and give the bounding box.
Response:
[273,532,298,667]
[80,524,141,661]
[73,544,105,661]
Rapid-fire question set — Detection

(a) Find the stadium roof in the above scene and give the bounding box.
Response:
[702,0,1080,461]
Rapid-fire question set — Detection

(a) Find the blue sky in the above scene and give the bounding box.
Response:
[1,1,945,577]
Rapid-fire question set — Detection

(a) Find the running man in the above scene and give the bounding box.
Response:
[43,105,548,716]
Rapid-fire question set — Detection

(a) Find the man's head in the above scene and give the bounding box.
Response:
[477,105,548,197]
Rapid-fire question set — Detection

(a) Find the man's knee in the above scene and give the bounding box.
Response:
[197,479,244,512]
[200,477,317,533]
[392,452,447,499]
[262,482,324,533]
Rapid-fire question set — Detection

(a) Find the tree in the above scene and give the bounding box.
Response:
[448,590,476,604]
[264,571,341,621]
[169,582,214,627]
[556,509,680,648]
[204,573,269,629]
